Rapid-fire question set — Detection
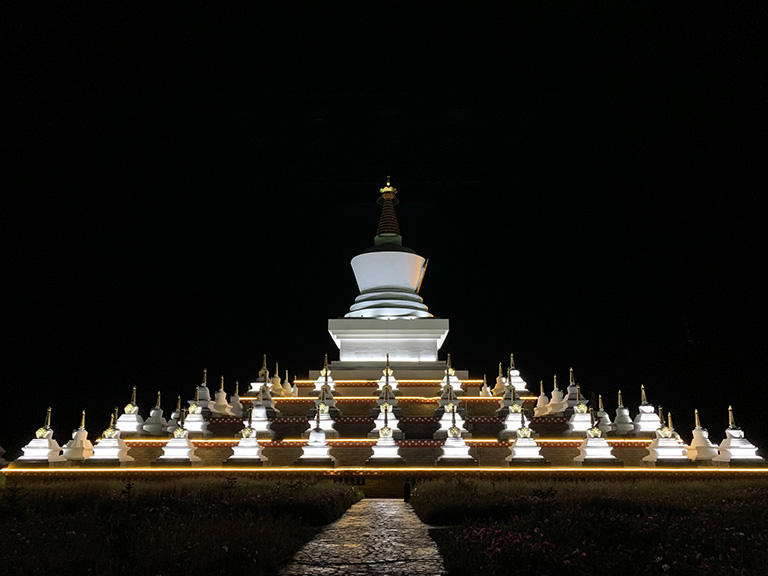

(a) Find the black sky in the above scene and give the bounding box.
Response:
[2,4,767,456]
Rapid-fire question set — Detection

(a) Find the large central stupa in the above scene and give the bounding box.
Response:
[323,178,455,380]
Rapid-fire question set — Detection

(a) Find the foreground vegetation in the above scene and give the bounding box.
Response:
[411,478,768,576]
[0,477,362,576]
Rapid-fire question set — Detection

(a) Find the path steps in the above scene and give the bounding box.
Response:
[279,498,446,575]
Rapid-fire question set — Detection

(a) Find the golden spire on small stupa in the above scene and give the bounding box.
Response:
[576,384,582,402]
[130,385,137,405]
[618,389,624,407]
[498,362,503,376]
[80,410,86,429]
[155,391,162,408]
[570,367,575,384]
[202,368,207,386]
[45,406,52,428]
[667,411,674,430]
[540,380,545,395]
[598,394,604,412]
[176,395,181,410]
[694,408,701,428]
[658,405,664,425]
[220,376,225,391]
[728,405,737,428]
[234,381,239,396]
[194,386,200,402]
[274,363,279,379]
[641,384,648,404]
[510,353,515,370]
[553,374,559,390]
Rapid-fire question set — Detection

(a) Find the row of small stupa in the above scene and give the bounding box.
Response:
[8,354,765,468]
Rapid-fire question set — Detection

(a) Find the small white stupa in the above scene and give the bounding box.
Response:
[189,368,214,416]
[296,411,336,467]
[90,409,134,465]
[440,353,463,394]
[573,411,620,466]
[479,374,492,397]
[116,386,146,436]
[227,408,268,466]
[143,391,168,435]
[492,362,507,397]
[499,395,530,441]
[312,354,336,394]
[533,380,549,417]
[565,367,580,408]
[633,385,660,435]
[164,396,182,433]
[544,374,568,416]
[247,354,271,395]
[184,386,212,437]
[686,409,719,463]
[63,411,94,462]
[436,409,475,466]
[247,391,276,439]
[303,384,339,438]
[505,410,547,466]
[157,410,201,465]
[212,376,235,416]
[17,407,66,465]
[270,363,286,397]
[566,385,592,436]
[642,409,692,466]
[614,390,634,435]
[712,406,765,466]
[366,408,405,466]
[505,353,529,394]
[596,394,616,436]
[433,384,470,439]
[230,381,244,418]
[282,370,294,397]
[369,381,403,439]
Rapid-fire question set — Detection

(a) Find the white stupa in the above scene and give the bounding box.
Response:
[282,370,294,397]
[368,381,403,439]
[227,408,268,465]
[506,411,547,466]
[158,410,201,464]
[143,391,168,435]
[596,394,616,436]
[573,413,620,466]
[230,381,244,418]
[440,353,463,394]
[90,409,134,464]
[613,390,634,435]
[633,385,660,435]
[544,374,568,416]
[533,380,549,417]
[247,392,276,439]
[565,367,580,408]
[296,411,336,467]
[492,362,507,397]
[164,396,182,433]
[190,368,214,416]
[312,354,336,394]
[566,385,592,436]
[712,406,765,466]
[303,384,339,438]
[63,411,94,462]
[433,384,470,439]
[496,368,523,417]
[375,354,400,394]
[247,355,271,395]
[479,374,492,397]
[17,407,66,465]
[212,376,235,416]
[366,408,405,466]
[116,386,146,436]
[184,386,212,437]
[506,354,529,394]
[436,409,475,466]
[270,363,286,397]
[499,400,530,441]
[642,410,692,466]
[686,409,719,462]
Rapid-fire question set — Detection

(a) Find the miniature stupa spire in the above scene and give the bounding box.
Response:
[375,176,402,246]
[695,408,701,429]
[492,362,506,396]
[728,404,737,429]
[565,367,582,408]
[44,406,52,430]
[282,369,293,396]
[641,384,648,404]
[155,391,161,408]
[618,390,624,407]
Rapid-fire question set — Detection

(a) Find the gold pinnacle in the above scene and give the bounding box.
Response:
[576,384,581,402]
[176,395,181,410]
[728,405,736,428]
[570,367,575,384]
[668,411,674,430]
[80,410,86,429]
[195,386,200,402]
[695,408,701,428]
[220,376,225,391]
[658,405,664,425]
[510,353,515,369]
[553,374,558,390]
[130,385,137,404]
[540,380,545,395]
[499,362,503,376]
[386,353,390,368]
[483,374,487,386]
[180,408,187,427]
[203,368,207,386]
[109,410,116,428]
[156,391,162,408]
[618,389,624,407]
[324,353,328,368]
[447,353,452,369]
[275,363,279,378]
[599,394,604,412]
[262,354,267,369]
[641,384,647,404]
[44,406,52,428]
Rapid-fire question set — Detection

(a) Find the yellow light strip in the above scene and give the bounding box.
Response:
[294,380,485,384]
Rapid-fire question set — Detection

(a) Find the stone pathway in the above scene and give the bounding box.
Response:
[279,499,446,575]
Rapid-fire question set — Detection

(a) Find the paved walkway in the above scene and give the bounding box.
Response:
[279,499,446,575]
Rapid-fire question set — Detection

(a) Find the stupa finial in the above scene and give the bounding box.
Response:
[510,353,515,369]
[262,354,267,370]
[220,376,225,391]
[553,374,559,390]
[540,380,545,395]
[570,367,575,384]
[641,384,648,404]
[274,362,279,378]
[175,395,181,410]
[108,409,116,428]
[695,408,701,429]
[234,381,239,396]
[194,386,200,402]
[499,362,503,376]
[728,405,737,428]
[80,410,86,429]
[658,405,664,426]
[179,408,187,428]
[375,176,402,245]
[156,390,162,408]
[202,368,207,386]
[667,411,674,430]
[576,384,581,402]
[130,385,137,405]
[618,389,624,407]
[44,406,52,428]
[599,394,604,412]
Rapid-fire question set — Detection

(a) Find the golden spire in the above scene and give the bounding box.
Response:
[194,386,200,402]
[618,389,623,407]
[44,406,52,428]
[176,395,181,410]
[576,384,581,402]
[220,376,225,391]
[447,353,452,369]
[156,391,162,408]
[262,354,268,370]
[498,362,503,376]
[80,410,86,429]
[510,353,515,369]
[111,407,118,427]
[180,408,187,427]
[695,408,701,428]
[202,368,207,386]
[728,405,737,428]
[540,380,545,395]
[553,374,559,390]
[482,374,487,388]
[274,363,279,379]
[667,411,674,430]
[324,353,328,369]
[599,394,604,412]
[658,405,664,425]
[570,367,575,384]
[130,385,137,405]
[247,406,253,428]
[234,381,239,396]
[641,384,647,404]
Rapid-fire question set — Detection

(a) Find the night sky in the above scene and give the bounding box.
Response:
[3,4,767,457]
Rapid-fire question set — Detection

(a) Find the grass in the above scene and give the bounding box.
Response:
[0,477,362,576]
[412,478,768,576]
